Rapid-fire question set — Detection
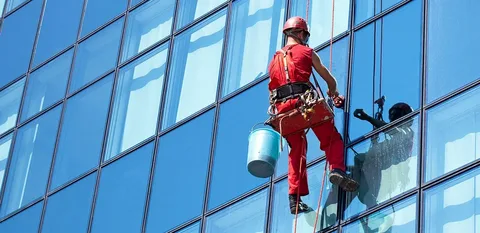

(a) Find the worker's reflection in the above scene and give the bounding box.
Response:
[320,101,415,231]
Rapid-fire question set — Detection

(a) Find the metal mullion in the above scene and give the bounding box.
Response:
[353,0,412,32]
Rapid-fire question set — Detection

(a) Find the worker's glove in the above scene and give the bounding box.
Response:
[332,95,345,108]
[354,109,369,120]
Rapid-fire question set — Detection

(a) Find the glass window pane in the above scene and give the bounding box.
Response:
[147,110,214,233]
[90,142,153,233]
[176,0,226,30]
[208,80,270,210]
[290,0,350,48]
[0,201,43,233]
[69,18,123,94]
[425,85,480,182]
[41,173,96,233]
[343,195,417,233]
[51,75,114,190]
[80,0,128,38]
[161,10,226,129]
[0,106,62,218]
[344,116,419,218]
[426,0,480,103]
[104,43,169,161]
[0,0,5,17]
[0,78,25,135]
[0,134,13,194]
[175,222,200,233]
[0,0,42,89]
[205,189,268,233]
[121,0,175,63]
[349,0,422,141]
[130,0,143,8]
[424,167,480,233]
[21,49,73,122]
[270,161,338,233]
[32,0,83,67]
[355,0,403,25]
[5,0,28,12]
[221,0,286,97]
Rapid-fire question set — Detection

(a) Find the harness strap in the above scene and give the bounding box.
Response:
[281,48,291,84]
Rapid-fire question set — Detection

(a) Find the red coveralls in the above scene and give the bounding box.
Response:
[268,44,346,196]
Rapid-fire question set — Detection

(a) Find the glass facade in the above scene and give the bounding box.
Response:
[0,0,478,232]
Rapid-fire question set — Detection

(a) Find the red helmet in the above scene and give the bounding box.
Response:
[283,16,310,36]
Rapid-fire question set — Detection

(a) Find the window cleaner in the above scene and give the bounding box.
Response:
[265,16,359,215]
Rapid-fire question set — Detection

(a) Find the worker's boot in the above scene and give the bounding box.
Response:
[329,169,359,192]
[289,194,312,214]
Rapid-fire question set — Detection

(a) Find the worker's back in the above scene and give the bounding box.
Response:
[268,44,313,91]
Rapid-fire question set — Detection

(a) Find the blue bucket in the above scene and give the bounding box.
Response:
[247,123,282,178]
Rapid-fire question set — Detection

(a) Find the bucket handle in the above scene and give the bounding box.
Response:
[250,122,267,133]
[250,122,286,153]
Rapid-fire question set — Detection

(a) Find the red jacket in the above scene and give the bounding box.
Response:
[268,44,313,91]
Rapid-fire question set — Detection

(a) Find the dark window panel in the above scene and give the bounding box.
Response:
[274,36,350,177]
[161,9,226,130]
[354,0,403,25]
[104,42,169,161]
[146,109,215,233]
[120,0,175,63]
[270,161,338,232]
[90,142,154,233]
[0,133,13,197]
[424,166,480,233]
[208,80,270,210]
[50,74,114,191]
[0,0,42,89]
[425,84,480,182]
[69,18,123,94]
[175,0,226,30]
[21,49,73,123]
[0,201,43,233]
[41,172,96,233]
[349,0,422,141]
[221,0,286,97]
[343,195,417,232]
[0,106,62,218]
[289,0,350,48]
[80,0,128,38]
[0,78,25,135]
[344,116,419,219]
[205,188,269,233]
[32,0,83,68]
[426,0,480,103]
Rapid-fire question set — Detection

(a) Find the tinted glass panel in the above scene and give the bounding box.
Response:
[205,189,268,233]
[427,0,480,103]
[270,162,338,232]
[69,18,123,93]
[147,110,214,233]
[51,75,113,190]
[355,0,403,25]
[32,0,83,67]
[176,0,226,29]
[121,0,175,63]
[424,167,480,233]
[41,173,96,233]
[221,0,285,97]
[349,0,422,140]
[175,222,200,233]
[345,116,419,218]
[0,0,41,89]
[162,10,226,129]
[5,0,28,12]
[90,142,153,233]
[0,0,5,15]
[21,49,73,122]
[425,85,480,182]
[80,0,128,38]
[0,201,43,233]
[343,195,417,232]
[0,134,13,194]
[208,80,270,210]
[290,0,350,48]
[104,43,169,161]
[0,78,25,135]
[0,106,62,218]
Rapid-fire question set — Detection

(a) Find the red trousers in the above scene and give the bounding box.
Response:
[276,99,346,196]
